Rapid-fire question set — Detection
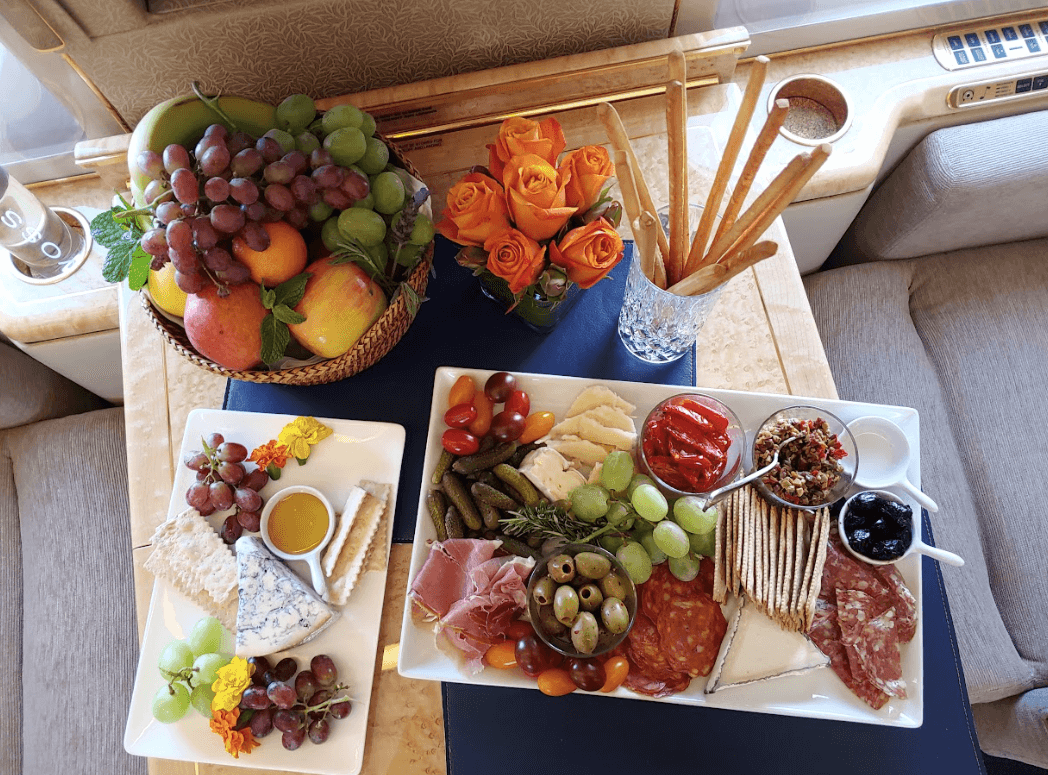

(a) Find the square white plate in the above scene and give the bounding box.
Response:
[125,409,406,774]
[398,367,924,728]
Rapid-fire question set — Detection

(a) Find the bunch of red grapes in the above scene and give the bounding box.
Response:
[240,653,352,750]
[135,126,370,296]
[183,432,268,543]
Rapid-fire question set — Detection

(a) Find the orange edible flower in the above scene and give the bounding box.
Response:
[209,708,260,759]
[249,440,291,470]
[486,116,566,181]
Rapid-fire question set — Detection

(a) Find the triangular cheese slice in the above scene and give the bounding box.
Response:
[234,536,334,657]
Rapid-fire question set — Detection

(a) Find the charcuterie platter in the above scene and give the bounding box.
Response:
[125,409,405,773]
[398,367,925,728]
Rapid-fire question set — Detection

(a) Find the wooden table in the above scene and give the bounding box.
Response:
[115,33,838,775]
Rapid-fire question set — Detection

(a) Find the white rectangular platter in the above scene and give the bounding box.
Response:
[398,367,925,728]
[125,409,406,774]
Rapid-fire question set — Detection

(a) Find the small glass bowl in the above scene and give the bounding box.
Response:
[638,393,745,498]
[526,544,637,659]
[750,405,858,511]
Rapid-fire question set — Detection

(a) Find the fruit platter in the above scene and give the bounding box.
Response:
[124,409,405,774]
[399,367,927,728]
[94,87,433,385]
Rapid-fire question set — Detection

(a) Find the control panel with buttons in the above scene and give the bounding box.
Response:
[948,70,1048,108]
[933,18,1048,71]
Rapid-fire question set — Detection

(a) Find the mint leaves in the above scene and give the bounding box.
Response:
[91,199,151,290]
[259,272,309,365]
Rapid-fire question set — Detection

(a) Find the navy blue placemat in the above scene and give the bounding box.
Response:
[224,236,691,542]
[441,509,985,775]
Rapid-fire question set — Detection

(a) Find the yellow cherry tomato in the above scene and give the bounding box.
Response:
[483,641,518,670]
[600,656,630,692]
[537,668,576,696]
[519,411,555,444]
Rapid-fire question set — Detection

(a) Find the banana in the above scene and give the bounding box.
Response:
[127,92,277,207]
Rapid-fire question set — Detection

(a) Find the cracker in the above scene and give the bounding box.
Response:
[767,504,780,617]
[797,512,819,631]
[362,485,394,574]
[713,501,727,603]
[777,508,794,627]
[803,507,831,631]
[325,481,390,606]
[144,507,238,610]
[790,509,807,630]
[321,486,367,577]
[730,489,741,595]
[752,488,764,608]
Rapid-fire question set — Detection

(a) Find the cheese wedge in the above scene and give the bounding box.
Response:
[566,385,636,418]
[322,486,367,578]
[234,536,334,657]
[518,447,587,502]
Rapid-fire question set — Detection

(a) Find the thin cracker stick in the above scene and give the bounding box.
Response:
[598,102,670,264]
[711,98,790,246]
[666,79,689,286]
[686,55,770,274]
[754,489,765,611]
[768,504,780,616]
[797,513,820,631]
[713,501,726,603]
[790,509,807,631]
[778,507,794,626]
[804,508,831,631]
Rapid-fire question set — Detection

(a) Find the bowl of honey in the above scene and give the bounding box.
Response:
[260,485,336,598]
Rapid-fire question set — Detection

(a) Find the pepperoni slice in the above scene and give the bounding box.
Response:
[656,597,726,677]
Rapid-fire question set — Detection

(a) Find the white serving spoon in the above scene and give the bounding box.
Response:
[260,484,336,599]
[847,415,938,513]
[839,489,964,567]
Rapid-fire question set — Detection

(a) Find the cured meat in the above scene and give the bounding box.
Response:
[619,561,727,696]
[410,538,535,674]
[808,534,915,709]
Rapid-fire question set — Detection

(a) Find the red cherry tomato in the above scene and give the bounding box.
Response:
[490,410,527,442]
[504,389,530,417]
[485,371,517,403]
[505,619,534,640]
[443,402,478,429]
[441,428,480,455]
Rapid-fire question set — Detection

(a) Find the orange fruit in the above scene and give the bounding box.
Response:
[232,221,308,287]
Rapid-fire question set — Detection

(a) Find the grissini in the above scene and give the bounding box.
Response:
[613,148,642,241]
[632,213,654,283]
[706,144,830,267]
[640,209,668,289]
[685,55,770,275]
[666,79,689,286]
[597,102,670,264]
[711,98,790,246]
[667,240,777,297]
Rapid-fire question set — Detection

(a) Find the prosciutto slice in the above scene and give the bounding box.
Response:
[410,539,535,674]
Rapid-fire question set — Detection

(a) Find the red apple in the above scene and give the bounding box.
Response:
[289,256,387,358]
[183,282,268,370]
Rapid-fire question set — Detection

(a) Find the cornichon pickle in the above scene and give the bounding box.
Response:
[452,441,519,475]
[498,535,540,561]
[444,504,465,539]
[493,463,541,507]
[479,499,501,530]
[471,481,519,511]
[426,489,449,541]
[441,470,482,531]
[507,441,542,468]
[430,448,455,486]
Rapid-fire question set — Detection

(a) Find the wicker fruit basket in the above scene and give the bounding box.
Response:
[141,136,432,386]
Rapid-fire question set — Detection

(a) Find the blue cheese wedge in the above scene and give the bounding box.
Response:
[234,536,335,657]
[705,597,829,693]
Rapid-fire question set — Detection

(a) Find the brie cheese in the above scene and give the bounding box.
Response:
[518,447,587,502]
[234,536,335,657]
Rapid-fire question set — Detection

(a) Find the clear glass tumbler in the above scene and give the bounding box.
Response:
[616,205,724,363]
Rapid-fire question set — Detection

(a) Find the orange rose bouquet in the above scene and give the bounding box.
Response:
[436,116,625,330]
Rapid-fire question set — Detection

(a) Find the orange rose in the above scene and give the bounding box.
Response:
[559,146,614,212]
[487,116,566,181]
[549,218,625,289]
[484,228,547,295]
[435,172,512,247]
[502,154,577,242]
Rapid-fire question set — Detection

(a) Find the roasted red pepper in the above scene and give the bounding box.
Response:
[643,399,732,492]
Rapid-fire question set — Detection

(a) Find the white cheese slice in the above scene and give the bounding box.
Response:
[234,536,335,657]
[704,597,829,693]
[518,447,587,502]
[322,485,367,578]
[566,385,636,418]
[547,414,636,451]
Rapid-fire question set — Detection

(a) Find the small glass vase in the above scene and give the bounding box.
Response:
[478,272,584,334]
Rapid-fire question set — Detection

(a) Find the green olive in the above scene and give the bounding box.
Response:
[599,571,631,601]
[570,611,600,654]
[601,597,631,634]
[577,583,603,611]
[537,606,567,637]
[547,553,576,583]
[574,551,612,579]
[553,584,580,626]
[531,575,557,606]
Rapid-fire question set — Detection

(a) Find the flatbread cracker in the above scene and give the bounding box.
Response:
[803,507,831,631]
[790,509,807,630]
[777,508,794,627]
[754,489,766,611]
[797,512,819,630]
[732,488,744,595]
[325,481,391,606]
[767,504,780,616]
[713,501,726,603]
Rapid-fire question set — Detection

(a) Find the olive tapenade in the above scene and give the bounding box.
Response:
[754,417,847,506]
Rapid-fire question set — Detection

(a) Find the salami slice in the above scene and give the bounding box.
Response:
[656,597,727,677]
[874,564,918,643]
[838,597,906,699]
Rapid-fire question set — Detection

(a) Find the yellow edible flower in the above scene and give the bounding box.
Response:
[278,416,333,461]
[210,656,253,714]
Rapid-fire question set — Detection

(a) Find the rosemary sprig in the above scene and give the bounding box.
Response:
[500,502,593,543]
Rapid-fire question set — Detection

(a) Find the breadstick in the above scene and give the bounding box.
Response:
[708,144,830,266]
[685,56,770,275]
[668,48,687,84]
[597,102,670,264]
[666,79,688,286]
[711,98,790,246]
[666,263,726,296]
[639,210,667,289]
[613,149,642,236]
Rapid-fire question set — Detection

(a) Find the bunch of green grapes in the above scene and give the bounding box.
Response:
[152,616,232,724]
[567,450,719,585]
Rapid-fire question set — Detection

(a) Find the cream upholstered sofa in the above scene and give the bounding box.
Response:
[0,340,144,775]
[803,109,1048,769]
